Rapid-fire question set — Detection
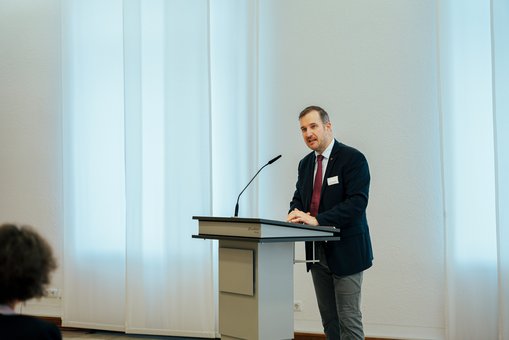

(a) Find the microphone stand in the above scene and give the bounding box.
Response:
[234,155,281,217]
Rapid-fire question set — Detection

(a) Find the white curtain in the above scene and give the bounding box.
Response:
[62,0,257,336]
[493,2,509,337]
[438,0,509,338]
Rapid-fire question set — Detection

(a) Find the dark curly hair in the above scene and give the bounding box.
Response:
[0,223,57,304]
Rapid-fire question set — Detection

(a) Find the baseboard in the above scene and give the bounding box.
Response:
[294,332,325,340]
[294,333,392,340]
[39,317,391,340]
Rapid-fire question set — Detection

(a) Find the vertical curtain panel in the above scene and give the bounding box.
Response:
[62,0,127,331]
[492,1,509,338]
[438,0,509,338]
[62,0,258,336]
[122,0,214,336]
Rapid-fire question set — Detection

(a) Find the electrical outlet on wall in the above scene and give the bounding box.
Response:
[45,287,60,298]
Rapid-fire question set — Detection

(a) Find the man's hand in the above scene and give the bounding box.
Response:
[287,208,319,226]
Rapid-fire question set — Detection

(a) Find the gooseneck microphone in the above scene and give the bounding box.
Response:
[234,155,282,217]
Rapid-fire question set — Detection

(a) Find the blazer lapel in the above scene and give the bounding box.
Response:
[322,140,341,195]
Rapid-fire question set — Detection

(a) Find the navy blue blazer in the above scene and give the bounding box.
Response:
[290,140,373,276]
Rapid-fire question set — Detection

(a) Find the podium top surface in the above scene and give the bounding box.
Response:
[192,216,341,242]
[192,216,339,233]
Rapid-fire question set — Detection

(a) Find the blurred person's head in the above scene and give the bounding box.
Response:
[0,224,57,306]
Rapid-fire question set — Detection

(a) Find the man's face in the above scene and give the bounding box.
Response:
[299,110,333,154]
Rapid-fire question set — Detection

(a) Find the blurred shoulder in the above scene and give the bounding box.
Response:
[0,314,61,339]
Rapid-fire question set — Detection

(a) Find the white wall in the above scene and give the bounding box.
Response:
[257,1,445,339]
[0,0,63,316]
[0,0,446,339]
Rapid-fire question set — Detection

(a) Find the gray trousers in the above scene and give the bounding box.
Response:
[310,260,364,340]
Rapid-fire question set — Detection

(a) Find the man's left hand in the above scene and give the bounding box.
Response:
[287,208,319,226]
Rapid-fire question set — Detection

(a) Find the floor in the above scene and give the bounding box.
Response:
[61,329,213,340]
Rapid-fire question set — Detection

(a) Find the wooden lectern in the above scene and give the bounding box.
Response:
[192,216,341,340]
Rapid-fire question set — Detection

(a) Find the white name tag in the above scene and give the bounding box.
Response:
[327,176,339,186]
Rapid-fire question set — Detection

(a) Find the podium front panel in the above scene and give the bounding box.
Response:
[219,247,254,296]
[218,239,293,340]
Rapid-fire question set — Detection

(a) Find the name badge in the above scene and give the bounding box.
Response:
[327,176,339,186]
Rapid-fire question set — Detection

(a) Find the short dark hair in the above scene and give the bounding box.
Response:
[0,224,57,304]
[298,105,330,124]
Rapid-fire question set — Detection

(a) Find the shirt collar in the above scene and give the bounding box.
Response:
[315,139,335,160]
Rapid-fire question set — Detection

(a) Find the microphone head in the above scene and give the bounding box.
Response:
[268,154,282,164]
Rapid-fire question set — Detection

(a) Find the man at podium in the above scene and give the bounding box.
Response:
[287,105,373,340]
